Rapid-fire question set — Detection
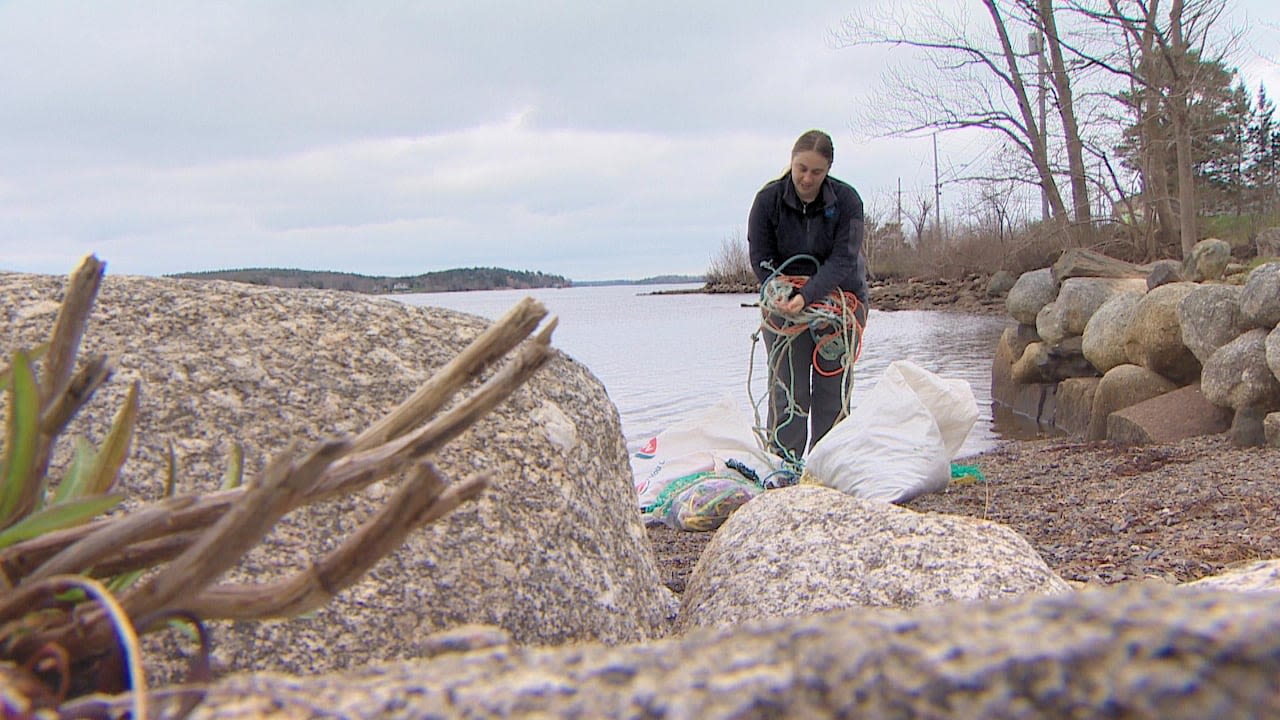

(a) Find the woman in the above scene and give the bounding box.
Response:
[748,129,868,467]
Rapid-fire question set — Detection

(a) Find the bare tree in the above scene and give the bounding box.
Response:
[1038,0,1094,230]
[906,194,935,248]
[970,178,1020,246]
[830,1,1087,243]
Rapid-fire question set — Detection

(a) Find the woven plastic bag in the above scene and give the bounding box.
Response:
[803,359,977,503]
[632,397,778,530]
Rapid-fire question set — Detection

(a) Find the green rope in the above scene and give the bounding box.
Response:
[950,462,987,483]
[640,471,713,516]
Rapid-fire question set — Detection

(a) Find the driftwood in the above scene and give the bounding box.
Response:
[0,255,558,702]
[1051,248,1153,284]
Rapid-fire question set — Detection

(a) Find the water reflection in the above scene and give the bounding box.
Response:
[397,284,1045,458]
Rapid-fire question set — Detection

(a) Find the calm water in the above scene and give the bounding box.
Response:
[397,284,1020,459]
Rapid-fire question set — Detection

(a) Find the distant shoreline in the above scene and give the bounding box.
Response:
[647,275,1007,315]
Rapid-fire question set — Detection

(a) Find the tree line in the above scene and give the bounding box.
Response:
[169,266,571,294]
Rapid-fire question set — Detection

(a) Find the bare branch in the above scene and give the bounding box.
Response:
[183,466,488,620]
[352,296,548,451]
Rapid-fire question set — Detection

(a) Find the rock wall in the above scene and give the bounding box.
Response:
[993,244,1280,447]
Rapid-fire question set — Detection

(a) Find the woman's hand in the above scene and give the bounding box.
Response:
[781,294,806,315]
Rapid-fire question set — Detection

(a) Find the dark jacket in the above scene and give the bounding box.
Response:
[748,173,867,306]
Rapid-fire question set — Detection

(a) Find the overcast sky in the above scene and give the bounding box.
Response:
[2,1,1277,281]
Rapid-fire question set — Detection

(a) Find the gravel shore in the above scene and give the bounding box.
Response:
[648,433,1280,594]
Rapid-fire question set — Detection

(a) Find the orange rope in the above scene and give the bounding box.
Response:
[762,275,865,376]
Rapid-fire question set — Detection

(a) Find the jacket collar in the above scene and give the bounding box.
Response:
[780,173,835,211]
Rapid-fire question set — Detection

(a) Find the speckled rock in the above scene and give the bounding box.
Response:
[1010,336,1095,384]
[1184,560,1280,594]
[1178,282,1247,364]
[1184,238,1232,282]
[1202,328,1280,412]
[1081,290,1144,373]
[1268,324,1280,381]
[1241,262,1280,329]
[986,269,1016,297]
[675,485,1071,633]
[1005,268,1057,326]
[1266,410,1280,448]
[1146,258,1185,288]
[1106,383,1231,444]
[1124,281,1202,384]
[0,270,675,678]
[184,583,1280,719]
[1035,276,1146,346]
[1086,364,1177,441]
[1257,228,1280,257]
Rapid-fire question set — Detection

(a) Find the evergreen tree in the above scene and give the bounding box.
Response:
[1247,84,1278,214]
[1194,72,1252,214]
[1114,57,1256,218]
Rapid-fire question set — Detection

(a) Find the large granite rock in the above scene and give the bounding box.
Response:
[1146,258,1185,288]
[1011,336,1096,384]
[986,269,1016,296]
[1184,238,1232,281]
[1257,227,1280,258]
[1005,268,1057,326]
[997,323,1040,363]
[0,272,675,677]
[1054,376,1100,437]
[1201,328,1280,413]
[675,486,1071,633]
[1106,383,1231,445]
[1270,325,1280,385]
[1086,364,1177,441]
[991,323,1060,426]
[1183,559,1280,594]
[1267,410,1280,448]
[1081,290,1144,373]
[1050,248,1149,283]
[1124,282,1202,384]
[1178,282,1247,364]
[1241,262,1280,329]
[186,584,1280,719]
[1035,276,1146,346]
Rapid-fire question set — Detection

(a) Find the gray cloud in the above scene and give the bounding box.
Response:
[1,1,1275,280]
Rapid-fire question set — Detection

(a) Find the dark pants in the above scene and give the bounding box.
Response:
[763,306,866,463]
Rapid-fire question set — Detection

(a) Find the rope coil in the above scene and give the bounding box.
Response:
[749,256,866,469]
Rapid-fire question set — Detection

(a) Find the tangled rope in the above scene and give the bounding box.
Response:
[748,256,866,469]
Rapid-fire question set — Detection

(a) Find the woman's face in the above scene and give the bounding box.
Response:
[790,150,830,203]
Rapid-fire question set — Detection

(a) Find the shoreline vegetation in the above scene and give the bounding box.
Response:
[655,273,1009,315]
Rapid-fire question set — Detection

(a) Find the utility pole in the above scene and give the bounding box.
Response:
[896,177,902,228]
[933,133,942,242]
